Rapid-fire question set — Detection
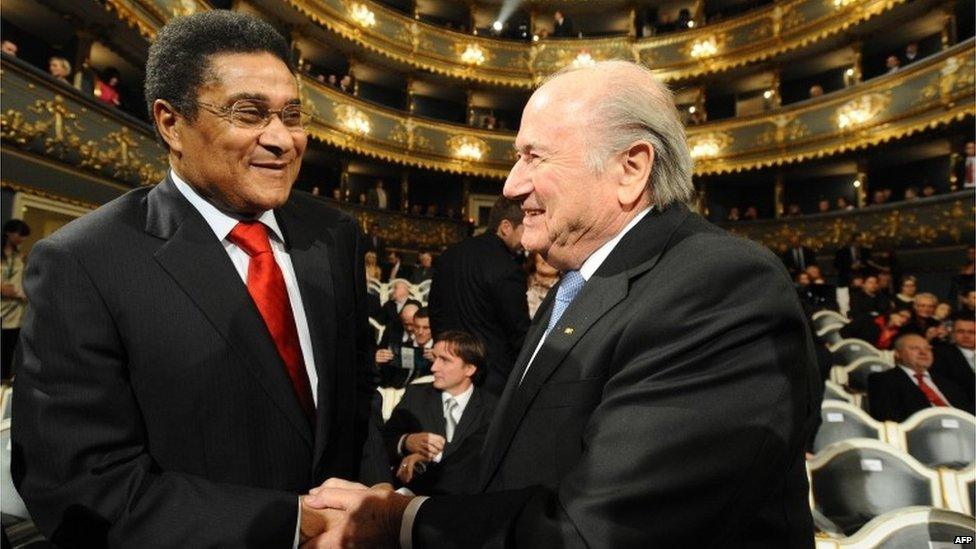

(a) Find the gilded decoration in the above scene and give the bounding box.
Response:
[388,121,433,152]
[917,54,976,106]
[757,115,811,146]
[834,92,891,130]
[726,192,975,251]
[446,134,489,162]
[346,208,466,249]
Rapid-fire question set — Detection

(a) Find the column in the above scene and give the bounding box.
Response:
[941,3,957,49]
[774,172,784,219]
[466,90,475,125]
[339,161,350,202]
[855,159,868,208]
[400,173,410,212]
[462,179,471,221]
[406,77,417,113]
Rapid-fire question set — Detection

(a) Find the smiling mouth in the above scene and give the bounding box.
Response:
[250,162,288,171]
[523,208,544,220]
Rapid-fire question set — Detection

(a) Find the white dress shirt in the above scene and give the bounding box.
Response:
[401,206,653,548]
[898,365,950,405]
[958,346,975,371]
[171,170,317,548]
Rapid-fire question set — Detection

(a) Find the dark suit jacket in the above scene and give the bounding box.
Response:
[410,266,435,285]
[383,384,497,495]
[868,366,974,422]
[931,344,976,405]
[781,246,817,275]
[366,234,386,256]
[382,261,412,283]
[414,204,822,547]
[552,17,575,37]
[848,289,892,318]
[833,246,871,286]
[11,177,379,547]
[429,233,530,396]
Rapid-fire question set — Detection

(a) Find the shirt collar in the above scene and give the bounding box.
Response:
[442,383,474,409]
[170,169,285,244]
[898,364,931,380]
[579,207,653,281]
[959,346,975,358]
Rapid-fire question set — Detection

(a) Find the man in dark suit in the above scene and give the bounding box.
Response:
[781,232,817,276]
[11,12,380,547]
[931,315,976,404]
[409,251,435,284]
[384,331,497,495]
[833,232,871,287]
[868,333,974,422]
[848,274,893,318]
[303,60,820,548]
[552,10,575,37]
[428,196,530,395]
[365,222,386,256]
[382,250,412,282]
[378,279,413,328]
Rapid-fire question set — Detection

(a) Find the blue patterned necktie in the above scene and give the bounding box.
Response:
[547,270,585,332]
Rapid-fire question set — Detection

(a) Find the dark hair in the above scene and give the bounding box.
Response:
[436,330,487,382]
[2,219,30,252]
[144,10,293,145]
[102,67,120,83]
[413,306,429,321]
[951,312,975,323]
[487,196,523,232]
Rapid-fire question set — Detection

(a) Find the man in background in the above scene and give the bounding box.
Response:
[429,196,530,395]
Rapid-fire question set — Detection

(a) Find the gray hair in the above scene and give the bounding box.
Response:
[541,60,694,207]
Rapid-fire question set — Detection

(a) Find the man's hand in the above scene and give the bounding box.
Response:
[422,347,434,361]
[0,283,19,299]
[396,453,428,484]
[376,349,394,364]
[301,480,414,548]
[300,496,345,544]
[404,432,445,460]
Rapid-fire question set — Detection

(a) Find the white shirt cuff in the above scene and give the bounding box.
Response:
[398,434,408,456]
[398,496,428,549]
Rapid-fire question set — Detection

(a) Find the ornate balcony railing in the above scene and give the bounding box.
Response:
[720,190,975,251]
[0,57,167,188]
[108,0,908,88]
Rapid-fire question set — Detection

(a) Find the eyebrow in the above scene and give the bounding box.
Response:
[513,142,551,155]
[224,92,302,106]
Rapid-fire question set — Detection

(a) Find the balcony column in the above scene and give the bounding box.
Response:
[941,3,957,49]
[347,59,360,96]
[774,172,784,219]
[691,0,705,28]
[466,90,475,125]
[627,7,637,37]
[406,77,417,114]
[855,159,868,208]
[339,161,351,202]
[850,42,863,85]
[400,172,410,211]
[770,68,782,109]
[529,8,537,37]
[462,179,471,221]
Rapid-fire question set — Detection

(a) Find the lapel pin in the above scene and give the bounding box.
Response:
[563,327,574,335]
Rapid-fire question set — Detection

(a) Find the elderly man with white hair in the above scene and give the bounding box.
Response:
[301,60,821,548]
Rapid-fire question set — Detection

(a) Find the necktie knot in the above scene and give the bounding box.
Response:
[547,270,585,331]
[228,221,272,257]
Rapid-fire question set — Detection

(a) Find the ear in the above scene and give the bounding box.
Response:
[617,141,653,208]
[497,219,512,237]
[463,364,477,379]
[153,99,184,155]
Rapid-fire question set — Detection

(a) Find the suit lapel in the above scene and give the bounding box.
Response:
[480,204,691,490]
[275,201,339,471]
[147,177,313,448]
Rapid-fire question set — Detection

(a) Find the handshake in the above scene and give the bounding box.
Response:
[299,478,415,548]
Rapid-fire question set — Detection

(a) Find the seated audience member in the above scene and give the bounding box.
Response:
[781,233,817,276]
[885,54,901,73]
[365,250,382,281]
[382,250,412,282]
[877,271,894,298]
[902,292,947,342]
[381,299,421,349]
[931,315,976,404]
[808,84,824,98]
[961,289,976,314]
[964,142,975,188]
[842,307,911,350]
[380,279,412,327]
[895,275,917,306]
[786,203,803,216]
[934,302,952,323]
[848,274,892,318]
[526,252,559,319]
[338,74,354,94]
[726,206,740,221]
[366,222,386,255]
[921,184,937,197]
[48,56,71,83]
[94,67,121,107]
[383,331,497,495]
[805,264,826,284]
[904,187,919,201]
[870,189,888,206]
[410,251,435,284]
[816,199,830,213]
[868,334,974,422]
[836,196,854,210]
[903,42,919,64]
[1,40,17,57]
[743,206,759,220]
[377,307,433,387]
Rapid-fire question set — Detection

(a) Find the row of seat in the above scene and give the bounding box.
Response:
[814,402,975,469]
[813,506,975,548]
[808,438,975,537]
[367,278,430,306]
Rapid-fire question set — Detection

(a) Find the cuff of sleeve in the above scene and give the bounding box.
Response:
[399,496,428,549]
[293,497,302,549]
[398,434,407,456]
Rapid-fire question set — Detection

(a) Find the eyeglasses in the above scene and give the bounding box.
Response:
[195,100,309,130]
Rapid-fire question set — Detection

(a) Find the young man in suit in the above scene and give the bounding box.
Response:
[383,331,497,495]
[304,60,820,548]
[868,333,974,422]
[12,11,381,547]
[428,196,530,395]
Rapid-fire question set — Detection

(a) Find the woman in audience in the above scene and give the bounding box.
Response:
[365,250,382,282]
[895,275,917,306]
[525,252,560,319]
[48,56,71,83]
[934,301,953,323]
[1,219,30,381]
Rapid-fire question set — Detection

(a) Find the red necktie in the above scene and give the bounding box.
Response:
[914,373,948,407]
[228,221,316,424]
